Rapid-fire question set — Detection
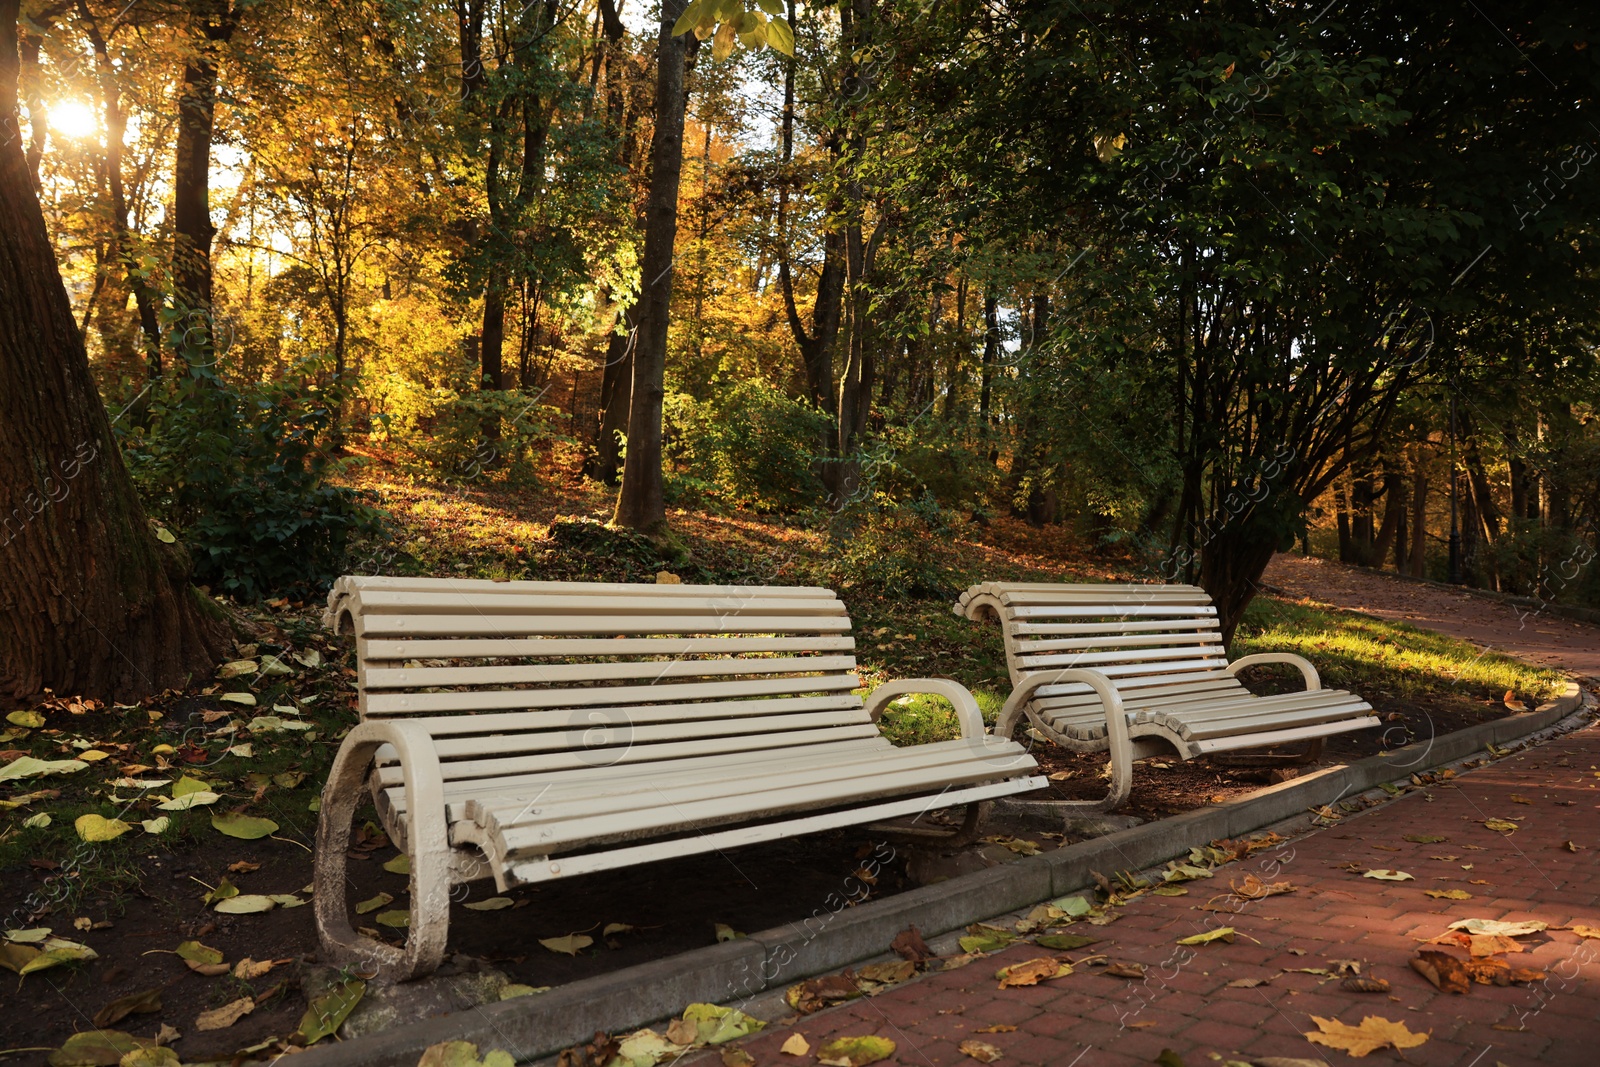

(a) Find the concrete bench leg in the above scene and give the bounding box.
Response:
[315,722,452,981]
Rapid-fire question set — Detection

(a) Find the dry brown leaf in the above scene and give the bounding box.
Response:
[228,860,261,873]
[996,957,1073,988]
[1411,951,1472,994]
[779,1033,810,1056]
[1468,934,1524,956]
[1341,976,1391,993]
[195,996,255,1032]
[1304,1015,1429,1056]
[664,1017,699,1047]
[1570,925,1600,940]
[973,1025,1016,1034]
[958,1039,1004,1063]
[891,925,932,963]
[1102,962,1146,979]
[1226,976,1270,988]
[720,1048,756,1067]
[1232,873,1296,899]
[232,957,284,980]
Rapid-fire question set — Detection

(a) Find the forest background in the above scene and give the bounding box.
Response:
[4,0,1598,703]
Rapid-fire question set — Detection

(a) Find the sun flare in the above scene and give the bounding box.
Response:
[48,99,99,140]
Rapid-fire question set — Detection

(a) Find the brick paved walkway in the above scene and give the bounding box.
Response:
[714,721,1600,1067]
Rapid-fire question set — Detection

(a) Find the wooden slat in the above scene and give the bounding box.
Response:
[335,575,836,598]
[374,724,886,787]
[357,613,856,638]
[481,738,1030,829]
[1189,716,1380,754]
[489,752,1035,854]
[500,778,1048,885]
[360,635,857,660]
[362,654,859,691]
[347,590,847,617]
[1016,644,1227,670]
[430,710,873,760]
[1010,605,1217,622]
[365,672,862,716]
[401,695,864,737]
[1015,631,1222,655]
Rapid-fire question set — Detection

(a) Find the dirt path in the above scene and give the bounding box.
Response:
[1263,553,1600,681]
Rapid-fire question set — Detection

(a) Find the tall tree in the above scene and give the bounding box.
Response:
[613,0,700,531]
[1,0,228,702]
[171,0,237,349]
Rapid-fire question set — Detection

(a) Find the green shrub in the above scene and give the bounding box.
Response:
[826,492,956,599]
[663,380,831,512]
[120,360,384,601]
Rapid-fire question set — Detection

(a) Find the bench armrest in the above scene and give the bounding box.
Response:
[863,678,985,741]
[993,667,1127,742]
[1226,653,1321,691]
[315,720,451,980]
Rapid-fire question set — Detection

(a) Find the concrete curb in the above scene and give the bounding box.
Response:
[288,683,1588,1067]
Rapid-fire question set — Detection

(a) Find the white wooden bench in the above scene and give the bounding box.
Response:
[956,582,1379,814]
[315,576,1045,979]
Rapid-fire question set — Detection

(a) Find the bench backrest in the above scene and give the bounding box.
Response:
[957,582,1231,691]
[326,577,875,778]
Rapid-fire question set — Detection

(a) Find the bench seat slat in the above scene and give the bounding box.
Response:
[497,778,1048,886]
[484,741,1034,855]
[1016,644,1227,670]
[374,723,888,787]
[477,737,1029,831]
[1010,604,1218,621]
[1015,631,1223,655]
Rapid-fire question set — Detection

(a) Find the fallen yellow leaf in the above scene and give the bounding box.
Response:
[1305,1015,1429,1057]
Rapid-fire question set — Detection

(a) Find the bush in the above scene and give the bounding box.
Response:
[826,492,956,599]
[663,380,831,512]
[120,361,384,601]
[406,387,578,486]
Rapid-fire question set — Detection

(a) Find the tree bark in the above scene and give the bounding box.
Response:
[612,2,698,532]
[1,0,229,702]
[172,0,236,347]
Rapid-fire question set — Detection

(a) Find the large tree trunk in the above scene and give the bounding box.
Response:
[586,300,635,484]
[172,0,236,347]
[612,1,698,532]
[1,0,229,703]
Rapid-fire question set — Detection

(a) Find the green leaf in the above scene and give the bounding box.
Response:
[383,854,410,875]
[1403,833,1447,843]
[464,896,515,911]
[815,1035,896,1066]
[356,892,393,915]
[295,979,366,1045]
[214,895,278,914]
[23,812,51,829]
[175,940,224,965]
[0,756,88,782]
[958,925,1018,953]
[47,1029,153,1066]
[154,527,177,543]
[75,814,132,842]
[499,984,550,1000]
[376,910,411,928]
[417,1042,517,1067]
[670,0,703,36]
[202,877,240,904]
[1049,895,1094,916]
[714,923,744,941]
[156,790,218,810]
[7,710,44,728]
[171,775,211,797]
[140,817,170,834]
[21,938,98,974]
[680,1002,766,1045]
[755,0,781,13]
[712,19,739,60]
[539,933,592,955]
[212,812,280,839]
[765,15,794,55]
[1176,927,1236,945]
